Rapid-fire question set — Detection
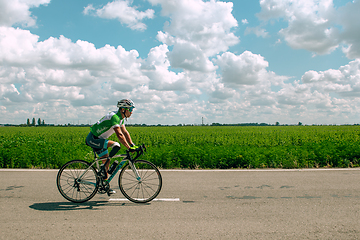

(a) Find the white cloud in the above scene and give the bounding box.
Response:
[301,59,360,97]
[0,84,31,104]
[245,26,269,38]
[255,0,360,59]
[0,27,39,63]
[0,27,143,76]
[0,0,50,27]
[210,83,236,101]
[277,82,311,106]
[166,41,217,72]
[83,0,155,31]
[268,59,360,123]
[337,0,360,59]
[142,44,190,91]
[215,51,270,86]
[0,27,146,112]
[152,0,239,71]
[257,0,340,55]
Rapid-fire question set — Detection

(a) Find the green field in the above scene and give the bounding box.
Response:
[1,126,360,169]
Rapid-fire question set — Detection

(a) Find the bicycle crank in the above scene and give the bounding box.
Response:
[97,179,110,194]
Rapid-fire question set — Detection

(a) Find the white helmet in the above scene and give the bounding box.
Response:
[117,99,135,109]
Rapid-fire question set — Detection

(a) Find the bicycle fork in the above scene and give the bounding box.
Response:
[128,160,141,182]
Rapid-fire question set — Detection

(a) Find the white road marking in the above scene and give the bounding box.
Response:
[109,198,180,202]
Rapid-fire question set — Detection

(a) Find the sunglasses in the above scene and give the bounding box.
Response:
[128,107,134,112]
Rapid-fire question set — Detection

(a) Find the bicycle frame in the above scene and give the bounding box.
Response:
[78,150,142,187]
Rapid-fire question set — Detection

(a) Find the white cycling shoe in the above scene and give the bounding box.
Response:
[107,189,116,196]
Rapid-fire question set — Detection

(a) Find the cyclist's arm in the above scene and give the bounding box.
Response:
[114,126,131,149]
[120,125,135,147]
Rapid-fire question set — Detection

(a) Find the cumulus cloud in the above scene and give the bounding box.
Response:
[254,0,360,58]
[83,0,155,31]
[269,59,360,124]
[210,83,236,101]
[152,0,239,71]
[256,0,340,55]
[254,0,360,59]
[337,0,360,59]
[0,27,143,75]
[301,59,360,97]
[215,51,270,86]
[142,44,190,91]
[0,26,146,114]
[166,41,217,72]
[0,0,50,27]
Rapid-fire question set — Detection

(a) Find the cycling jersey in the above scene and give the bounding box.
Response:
[90,111,125,139]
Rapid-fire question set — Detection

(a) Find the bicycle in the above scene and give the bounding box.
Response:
[56,144,162,203]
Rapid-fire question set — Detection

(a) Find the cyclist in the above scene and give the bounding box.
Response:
[85,99,138,194]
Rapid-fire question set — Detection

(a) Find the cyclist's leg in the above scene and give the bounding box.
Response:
[102,141,119,194]
[100,141,121,180]
[108,141,121,157]
[86,132,110,177]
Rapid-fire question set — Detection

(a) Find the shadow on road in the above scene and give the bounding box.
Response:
[29,201,148,211]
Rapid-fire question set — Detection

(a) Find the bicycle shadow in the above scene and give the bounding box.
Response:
[29,201,149,211]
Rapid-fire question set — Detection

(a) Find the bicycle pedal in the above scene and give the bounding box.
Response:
[107,189,116,196]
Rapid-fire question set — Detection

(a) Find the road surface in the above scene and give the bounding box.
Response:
[0,168,360,239]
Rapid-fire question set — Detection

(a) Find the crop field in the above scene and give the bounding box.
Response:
[1,125,360,169]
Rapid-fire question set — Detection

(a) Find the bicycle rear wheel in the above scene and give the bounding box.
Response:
[57,160,99,203]
[118,160,162,203]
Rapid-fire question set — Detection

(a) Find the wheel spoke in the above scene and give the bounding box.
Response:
[119,160,162,203]
[57,160,98,203]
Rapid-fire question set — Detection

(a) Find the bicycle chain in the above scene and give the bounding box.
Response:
[97,179,110,194]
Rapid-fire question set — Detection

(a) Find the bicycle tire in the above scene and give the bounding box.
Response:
[118,159,162,203]
[57,160,99,203]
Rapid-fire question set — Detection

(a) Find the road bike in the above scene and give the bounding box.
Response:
[56,144,162,203]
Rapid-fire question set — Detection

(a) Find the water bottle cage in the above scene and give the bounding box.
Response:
[108,161,118,174]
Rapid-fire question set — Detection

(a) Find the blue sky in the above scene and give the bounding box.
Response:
[30,0,349,77]
[1,0,360,125]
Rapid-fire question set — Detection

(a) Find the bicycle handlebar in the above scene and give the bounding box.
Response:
[126,144,146,161]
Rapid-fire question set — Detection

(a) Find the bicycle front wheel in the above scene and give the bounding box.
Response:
[57,160,99,203]
[118,160,162,203]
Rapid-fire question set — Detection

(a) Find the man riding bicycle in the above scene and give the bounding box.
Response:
[86,99,138,194]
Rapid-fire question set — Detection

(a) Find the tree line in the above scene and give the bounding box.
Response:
[26,118,45,126]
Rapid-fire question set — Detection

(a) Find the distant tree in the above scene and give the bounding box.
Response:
[38,118,41,126]
[298,122,302,126]
[27,118,30,126]
[276,122,280,126]
[32,118,36,126]
[42,120,45,125]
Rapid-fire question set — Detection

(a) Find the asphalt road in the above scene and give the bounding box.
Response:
[1,168,360,239]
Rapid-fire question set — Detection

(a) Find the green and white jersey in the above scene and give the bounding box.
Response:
[90,111,125,139]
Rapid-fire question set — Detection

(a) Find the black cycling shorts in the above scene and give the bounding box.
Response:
[85,132,109,157]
